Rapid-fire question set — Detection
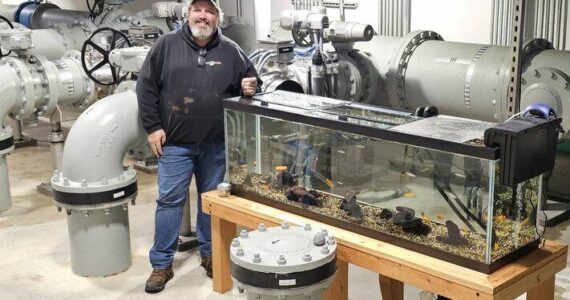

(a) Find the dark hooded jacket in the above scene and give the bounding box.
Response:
[137,25,260,144]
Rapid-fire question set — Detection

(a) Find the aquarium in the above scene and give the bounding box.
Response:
[223,90,554,273]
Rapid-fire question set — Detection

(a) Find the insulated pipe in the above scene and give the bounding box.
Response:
[52,90,146,277]
[0,65,20,213]
[355,32,570,137]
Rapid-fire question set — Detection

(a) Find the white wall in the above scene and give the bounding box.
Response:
[1,0,568,49]
[410,0,493,44]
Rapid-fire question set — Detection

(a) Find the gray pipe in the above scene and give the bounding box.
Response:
[403,0,410,35]
[36,9,91,29]
[0,156,10,212]
[536,1,546,37]
[0,65,20,213]
[356,32,570,135]
[559,1,568,50]
[52,90,145,277]
[553,0,561,48]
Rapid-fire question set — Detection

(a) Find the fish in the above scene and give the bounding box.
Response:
[494,214,507,224]
[420,213,432,225]
[493,242,501,251]
[403,192,416,198]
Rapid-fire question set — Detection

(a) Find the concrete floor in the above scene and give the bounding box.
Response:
[2,123,570,299]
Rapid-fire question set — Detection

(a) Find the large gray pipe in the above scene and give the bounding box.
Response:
[52,89,146,277]
[356,31,570,138]
[0,64,20,212]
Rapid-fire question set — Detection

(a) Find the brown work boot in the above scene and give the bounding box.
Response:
[144,266,174,293]
[201,256,212,278]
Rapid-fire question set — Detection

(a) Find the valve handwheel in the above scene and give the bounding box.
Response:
[292,28,314,48]
[81,27,132,86]
[0,15,14,57]
[86,0,105,19]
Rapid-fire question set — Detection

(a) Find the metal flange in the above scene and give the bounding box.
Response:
[388,30,444,110]
[3,57,37,120]
[230,223,337,291]
[51,166,138,210]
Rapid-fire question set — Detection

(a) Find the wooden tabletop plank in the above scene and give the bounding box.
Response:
[202,192,567,297]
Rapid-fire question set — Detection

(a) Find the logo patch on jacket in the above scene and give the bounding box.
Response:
[205,61,222,66]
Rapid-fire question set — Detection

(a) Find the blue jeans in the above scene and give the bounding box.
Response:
[149,141,225,269]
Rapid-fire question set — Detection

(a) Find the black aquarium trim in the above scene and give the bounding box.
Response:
[232,188,539,274]
[223,99,499,160]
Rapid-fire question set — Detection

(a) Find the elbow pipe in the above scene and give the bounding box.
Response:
[51,89,145,277]
[0,65,21,213]
[51,90,146,210]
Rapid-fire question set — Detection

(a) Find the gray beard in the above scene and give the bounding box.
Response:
[190,24,214,40]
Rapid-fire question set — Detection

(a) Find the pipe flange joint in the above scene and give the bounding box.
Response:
[391,30,443,110]
[33,55,59,117]
[51,167,137,210]
[4,57,37,120]
[47,130,65,142]
[29,3,60,29]
[0,128,14,155]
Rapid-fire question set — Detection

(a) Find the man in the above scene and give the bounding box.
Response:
[137,0,260,293]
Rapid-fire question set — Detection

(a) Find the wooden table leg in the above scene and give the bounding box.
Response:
[211,214,236,294]
[527,276,555,300]
[324,259,348,300]
[379,275,404,300]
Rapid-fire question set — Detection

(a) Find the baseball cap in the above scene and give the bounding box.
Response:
[190,0,222,15]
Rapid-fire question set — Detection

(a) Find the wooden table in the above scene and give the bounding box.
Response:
[202,191,568,300]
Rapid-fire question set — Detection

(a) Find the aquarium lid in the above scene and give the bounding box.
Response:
[391,115,495,144]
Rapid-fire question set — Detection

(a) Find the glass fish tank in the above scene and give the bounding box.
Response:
[223,90,549,273]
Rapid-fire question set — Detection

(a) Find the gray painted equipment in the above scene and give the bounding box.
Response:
[354,31,570,139]
[51,47,149,276]
[230,223,337,300]
[51,89,146,277]
[0,81,17,213]
[0,45,94,212]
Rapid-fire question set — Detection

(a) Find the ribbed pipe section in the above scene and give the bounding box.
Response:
[492,0,567,49]
[533,0,566,49]
[379,0,410,37]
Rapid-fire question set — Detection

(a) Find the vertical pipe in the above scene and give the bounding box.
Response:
[560,0,569,50]
[0,155,11,212]
[339,0,345,21]
[531,1,539,38]
[379,0,383,35]
[491,0,497,44]
[395,0,399,36]
[387,0,391,36]
[496,0,505,46]
[537,0,544,38]
[506,0,513,45]
[382,0,386,36]
[404,0,410,35]
[6,117,22,142]
[551,0,562,50]
[544,0,551,40]
[388,0,395,36]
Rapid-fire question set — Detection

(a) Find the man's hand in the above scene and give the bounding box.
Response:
[148,129,166,157]
[241,77,258,97]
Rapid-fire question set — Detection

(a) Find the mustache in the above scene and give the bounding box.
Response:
[194,19,211,25]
